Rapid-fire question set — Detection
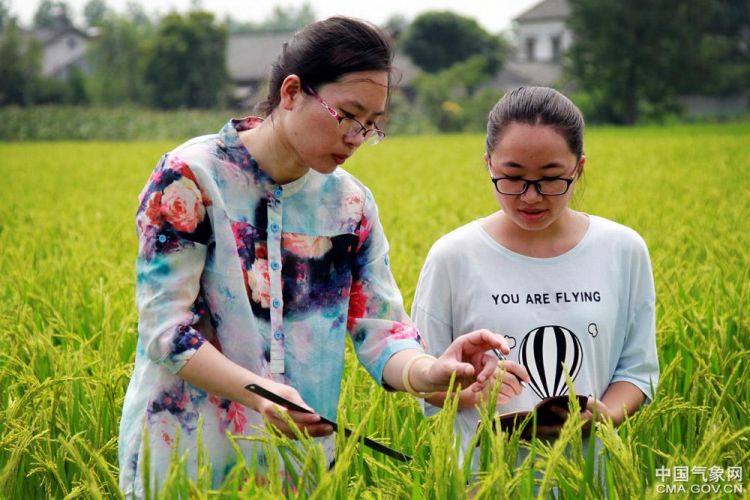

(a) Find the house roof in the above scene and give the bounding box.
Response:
[227,32,292,84]
[226,32,420,88]
[515,0,570,22]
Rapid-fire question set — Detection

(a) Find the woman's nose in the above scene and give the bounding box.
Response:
[520,183,543,202]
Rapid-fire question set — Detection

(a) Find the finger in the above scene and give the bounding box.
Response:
[503,361,530,384]
[535,424,563,437]
[288,410,322,425]
[475,354,498,383]
[299,422,335,437]
[499,374,523,395]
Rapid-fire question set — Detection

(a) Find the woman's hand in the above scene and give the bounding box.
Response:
[426,329,510,392]
[471,360,529,406]
[252,380,335,439]
[533,397,612,437]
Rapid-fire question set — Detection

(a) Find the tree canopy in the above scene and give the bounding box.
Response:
[400,11,506,75]
[567,0,750,124]
[144,11,230,109]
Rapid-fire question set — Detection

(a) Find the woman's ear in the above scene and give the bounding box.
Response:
[483,152,490,170]
[279,74,303,111]
[577,153,586,177]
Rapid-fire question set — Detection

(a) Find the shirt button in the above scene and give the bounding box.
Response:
[272,298,281,309]
[270,261,280,271]
[158,234,167,243]
[274,188,283,199]
[273,330,284,340]
[270,222,280,233]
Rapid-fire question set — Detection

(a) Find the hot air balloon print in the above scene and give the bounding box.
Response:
[518,325,583,400]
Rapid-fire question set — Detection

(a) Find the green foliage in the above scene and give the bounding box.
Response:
[400,11,506,74]
[567,0,750,124]
[32,0,72,30]
[0,124,748,497]
[411,56,502,132]
[0,21,42,106]
[144,11,230,109]
[86,12,153,106]
[0,105,230,140]
[83,0,109,28]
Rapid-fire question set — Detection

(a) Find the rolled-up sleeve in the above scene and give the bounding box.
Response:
[346,189,425,385]
[135,155,212,374]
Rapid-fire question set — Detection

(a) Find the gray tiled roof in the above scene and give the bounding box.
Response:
[226,32,420,88]
[515,0,570,22]
[227,32,291,84]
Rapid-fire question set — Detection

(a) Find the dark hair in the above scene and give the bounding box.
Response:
[486,87,584,159]
[256,17,393,117]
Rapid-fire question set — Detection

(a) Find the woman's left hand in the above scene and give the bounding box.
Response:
[535,396,613,437]
[426,329,508,392]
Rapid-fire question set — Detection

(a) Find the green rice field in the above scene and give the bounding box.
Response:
[1,122,749,498]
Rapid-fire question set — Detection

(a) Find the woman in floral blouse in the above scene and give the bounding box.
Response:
[119,16,515,496]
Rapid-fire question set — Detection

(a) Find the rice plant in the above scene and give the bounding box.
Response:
[1,122,748,497]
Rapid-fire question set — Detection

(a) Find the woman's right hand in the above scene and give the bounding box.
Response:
[471,360,529,406]
[252,380,335,439]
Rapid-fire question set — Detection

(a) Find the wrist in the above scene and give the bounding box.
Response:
[402,354,437,397]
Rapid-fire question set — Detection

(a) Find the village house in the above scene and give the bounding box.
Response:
[23,23,96,79]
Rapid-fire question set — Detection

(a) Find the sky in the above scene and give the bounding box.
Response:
[9,0,542,34]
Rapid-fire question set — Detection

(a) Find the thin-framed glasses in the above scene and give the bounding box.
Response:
[303,84,385,145]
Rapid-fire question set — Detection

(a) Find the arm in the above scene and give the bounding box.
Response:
[179,343,332,437]
[587,380,646,426]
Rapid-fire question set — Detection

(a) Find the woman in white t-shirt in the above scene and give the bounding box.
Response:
[412,86,659,459]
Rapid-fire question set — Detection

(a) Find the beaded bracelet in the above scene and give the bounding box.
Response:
[402,354,437,398]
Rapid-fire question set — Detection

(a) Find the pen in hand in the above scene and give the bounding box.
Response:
[492,348,529,389]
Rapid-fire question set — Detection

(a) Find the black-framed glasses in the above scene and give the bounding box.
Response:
[303,84,385,145]
[491,176,575,196]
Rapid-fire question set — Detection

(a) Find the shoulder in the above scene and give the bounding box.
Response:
[166,134,222,174]
[588,215,650,256]
[425,221,481,264]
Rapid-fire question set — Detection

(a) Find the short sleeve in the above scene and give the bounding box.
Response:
[135,154,213,374]
[346,189,425,385]
[611,239,659,401]
[411,241,455,417]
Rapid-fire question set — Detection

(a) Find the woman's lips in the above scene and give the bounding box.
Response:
[332,154,349,165]
[519,209,546,221]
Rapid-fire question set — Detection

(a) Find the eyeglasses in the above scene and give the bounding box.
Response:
[303,84,385,145]
[490,175,575,196]
[488,158,578,196]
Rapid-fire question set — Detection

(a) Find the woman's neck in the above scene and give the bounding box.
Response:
[238,116,309,185]
[481,209,589,258]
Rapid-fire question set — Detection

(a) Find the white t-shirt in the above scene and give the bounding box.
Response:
[412,214,659,454]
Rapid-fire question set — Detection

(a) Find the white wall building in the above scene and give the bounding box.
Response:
[513,0,572,63]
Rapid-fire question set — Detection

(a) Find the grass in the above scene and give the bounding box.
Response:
[0,121,748,498]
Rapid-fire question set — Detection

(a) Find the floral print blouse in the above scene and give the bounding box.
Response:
[118,117,425,495]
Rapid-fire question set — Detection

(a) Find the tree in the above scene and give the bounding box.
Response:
[144,11,230,109]
[412,55,500,132]
[33,0,72,30]
[83,0,109,28]
[0,20,42,105]
[0,0,10,31]
[567,0,750,124]
[400,11,506,75]
[86,13,152,105]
